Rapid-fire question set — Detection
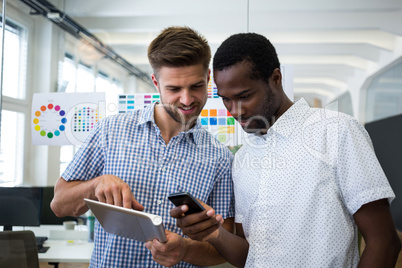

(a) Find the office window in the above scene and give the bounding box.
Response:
[76,63,95,93]
[59,55,97,93]
[59,145,79,175]
[0,18,27,99]
[0,111,25,184]
[365,61,402,123]
[59,62,115,173]
[96,72,122,116]
[59,60,95,173]
[59,54,124,173]
[111,78,124,94]
[60,55,76,93]
[0,18,28,185]
[95,71,110,93]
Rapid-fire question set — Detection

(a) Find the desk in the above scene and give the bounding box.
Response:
[1,225,93,264]
[39,240,93,263]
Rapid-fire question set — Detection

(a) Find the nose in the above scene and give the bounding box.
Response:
[180,89,194,106]
[229,101,244,119]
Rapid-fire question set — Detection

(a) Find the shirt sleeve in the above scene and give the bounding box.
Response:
[206,150,235,219]
[337,115,395,215]
[61,121,105,182]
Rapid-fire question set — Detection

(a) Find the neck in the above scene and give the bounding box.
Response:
[154,104,187,144]
[276,95,294,119]
[261,95,294,135]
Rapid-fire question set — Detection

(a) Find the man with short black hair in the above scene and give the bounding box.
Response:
[172,32,401,267]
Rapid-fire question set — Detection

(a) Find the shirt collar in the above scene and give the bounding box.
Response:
[138,102,203,146]
[138,101,157,125]
[269,97,311,138]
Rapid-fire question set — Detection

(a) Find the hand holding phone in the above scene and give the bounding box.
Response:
[168,191,205,215]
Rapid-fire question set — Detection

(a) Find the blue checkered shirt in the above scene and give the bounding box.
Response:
[62,102,235,268]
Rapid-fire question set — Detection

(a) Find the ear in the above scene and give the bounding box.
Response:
[151,74,160,93]
[271,68,282,86]
[207,68,211,83]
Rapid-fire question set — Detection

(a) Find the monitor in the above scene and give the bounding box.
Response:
[40,186,77,225]
[0,187,43,231]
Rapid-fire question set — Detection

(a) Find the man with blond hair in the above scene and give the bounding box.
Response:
[51,26,234,267]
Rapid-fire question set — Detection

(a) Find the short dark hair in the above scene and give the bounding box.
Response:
[213,33,280,83]
[148,26,211,76]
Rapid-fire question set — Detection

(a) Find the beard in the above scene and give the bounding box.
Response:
[242,88,277,134]
[158,96,202,129]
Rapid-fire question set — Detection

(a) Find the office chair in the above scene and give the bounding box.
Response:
[0,230,39,268]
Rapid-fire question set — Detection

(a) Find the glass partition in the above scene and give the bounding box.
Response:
[365,61,402,123]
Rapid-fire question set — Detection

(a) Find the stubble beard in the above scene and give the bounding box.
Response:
[242,88,277,134]
[161,102,200,129]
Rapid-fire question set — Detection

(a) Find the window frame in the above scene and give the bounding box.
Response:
[0,8,32,185]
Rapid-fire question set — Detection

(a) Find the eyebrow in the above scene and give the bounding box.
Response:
[218,89,251,98]
[234,89,252,97]
[165,80,205,89]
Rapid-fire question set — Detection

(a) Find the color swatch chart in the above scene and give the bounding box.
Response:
[207,77,219,98]
[201,98,237,146]
[33,103,67,139]
[31,92,106,146]
[118,94,160,113]
[73,106,101,132]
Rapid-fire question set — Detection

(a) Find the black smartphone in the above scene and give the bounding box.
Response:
[168,191,205,215]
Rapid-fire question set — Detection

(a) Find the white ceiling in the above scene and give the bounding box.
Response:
[31,0,402,106]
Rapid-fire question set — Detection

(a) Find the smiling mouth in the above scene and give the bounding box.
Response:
[178,106,196,114]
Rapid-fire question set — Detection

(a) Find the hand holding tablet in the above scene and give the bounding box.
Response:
[84,198,167,243]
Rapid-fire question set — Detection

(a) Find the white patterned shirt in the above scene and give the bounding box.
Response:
[233,98,395,268]
[62,102,234,268]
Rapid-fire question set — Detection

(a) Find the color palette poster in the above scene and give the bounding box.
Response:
[31,93,106,146]
[207,76,219,99]
[200,98,238,146]
[118,93,160,113]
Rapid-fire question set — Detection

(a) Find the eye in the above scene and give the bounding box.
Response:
[167,87,180,92]
[239,94,249,100]
[191,84,204,90]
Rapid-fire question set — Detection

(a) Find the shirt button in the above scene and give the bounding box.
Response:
[162,166,167,172]
[157,200,163,205]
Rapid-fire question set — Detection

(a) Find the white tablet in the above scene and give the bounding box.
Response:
[84,198,167,243]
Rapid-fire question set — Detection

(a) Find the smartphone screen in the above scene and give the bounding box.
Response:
[168,191,205,215]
